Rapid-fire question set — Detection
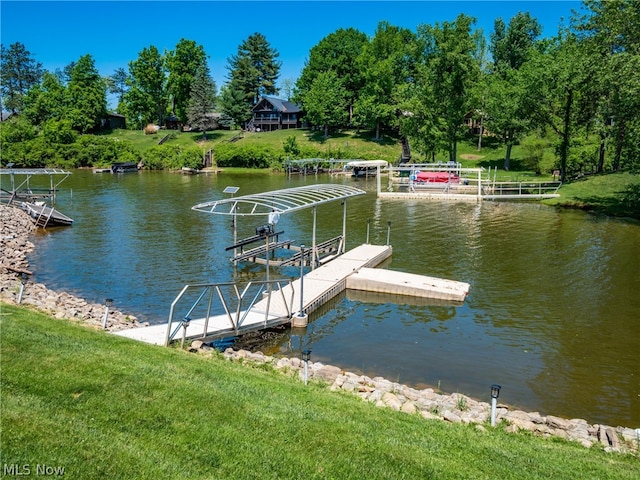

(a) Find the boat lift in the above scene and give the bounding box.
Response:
[0,167,72,204]
[193,184,367,270]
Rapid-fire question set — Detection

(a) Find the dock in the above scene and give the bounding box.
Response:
[114,184,470,347]
[114,244,393,346]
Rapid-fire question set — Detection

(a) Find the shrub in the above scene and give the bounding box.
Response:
[144,124,160,135]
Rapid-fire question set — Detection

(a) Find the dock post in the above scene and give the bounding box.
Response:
[386,221,391,246]
[366,218,370,244]
[292,245,308,327]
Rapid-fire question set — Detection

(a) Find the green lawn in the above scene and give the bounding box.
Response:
[2,303,638,479]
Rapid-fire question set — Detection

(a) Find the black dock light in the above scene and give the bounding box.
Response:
[102,298,113,330]
[490,384,501,426]
[17,272,29,304]
[302,349,312,385]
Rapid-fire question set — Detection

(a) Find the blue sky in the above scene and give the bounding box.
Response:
[2,1,581,106]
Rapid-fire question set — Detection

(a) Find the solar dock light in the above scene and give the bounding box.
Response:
[302,349,312,385]
[102,298,113,330]
[17,272,29,304]
[490,384,501,426]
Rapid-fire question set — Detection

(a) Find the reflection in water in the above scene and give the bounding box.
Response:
[27,170,640,426]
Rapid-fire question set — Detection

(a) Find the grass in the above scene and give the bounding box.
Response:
[99,128,639,218]
[2,303,639,479]
[543,171,640,218]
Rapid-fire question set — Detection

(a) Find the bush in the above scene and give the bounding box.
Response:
[214,143,281,168]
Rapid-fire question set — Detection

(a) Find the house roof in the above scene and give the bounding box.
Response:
[253,96,302,113]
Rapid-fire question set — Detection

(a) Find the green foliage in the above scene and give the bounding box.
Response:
[166,39,207,123]
[214,143,280,168]
[123,45,168,128]
[226,33,281,106]
[283,135,300,157]
[186,64,216,136]
[520,134,553,175]
[41,118,78,145]
[300,70,349,137]
[65,54,107,133]
[141,144,203,170]
[0,42,43,113]
[219,80,251,127]
[620,182,640,217]
[0,116,36,145]
[295,27,367,111]
[2,304,639,479]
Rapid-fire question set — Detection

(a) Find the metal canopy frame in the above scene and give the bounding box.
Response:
[192,184,365,216]
[192,184,367,271]
[0,168,72,203]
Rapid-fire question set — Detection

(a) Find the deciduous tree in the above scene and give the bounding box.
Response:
[166,39,207,123]
[123,45,167,129]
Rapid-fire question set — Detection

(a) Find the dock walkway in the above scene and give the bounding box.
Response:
[114,244,393,346]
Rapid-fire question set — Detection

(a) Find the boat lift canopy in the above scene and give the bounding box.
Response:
[192,184,365,216]
[0,168,72,202]
[192,184,367,270]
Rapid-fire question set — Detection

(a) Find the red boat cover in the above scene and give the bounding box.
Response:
[415,171,460,183]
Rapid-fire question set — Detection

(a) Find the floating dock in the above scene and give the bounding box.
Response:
[114,244,394,345]
[114,183,470,347]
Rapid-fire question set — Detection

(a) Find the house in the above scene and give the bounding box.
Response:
[249,96,304,132]
[164,115,183,130]
[464,111,487,136]
[107,113,126,129]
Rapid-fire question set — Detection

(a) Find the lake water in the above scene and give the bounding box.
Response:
[24,169,640,427]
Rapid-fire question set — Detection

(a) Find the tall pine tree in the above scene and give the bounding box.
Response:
[226,33,281,109]
[186,64,216,139]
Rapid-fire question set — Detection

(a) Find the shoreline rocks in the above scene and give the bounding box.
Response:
[215,346,639,454]
[1,204,637,454]
[0,204,141,330]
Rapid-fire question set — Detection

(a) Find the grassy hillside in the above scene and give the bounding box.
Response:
[2,303,638,479]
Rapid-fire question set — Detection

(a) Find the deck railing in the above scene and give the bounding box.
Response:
[165,279,295,346]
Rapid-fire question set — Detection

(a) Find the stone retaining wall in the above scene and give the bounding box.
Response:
[0,205,141,330]
[1,204,637,454]
[212,346,639,454]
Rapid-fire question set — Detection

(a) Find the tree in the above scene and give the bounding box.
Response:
[418,14,480,162]
[166,39,207,123]
[123,45,167,128]
[186,64,217,139]
[226,33,280,107]
[521,34,587,181]
[491,12,542,73]
[65,54,107,133]
[353,22,418,139]
[0,42,43,114]
[218,80,251,128]
[22,71,66,126]
[486,12,542,169]
[296,28,367,123]
[279,78,294,101]
[300,70,349,137]
[574,0,640,172]
[107,67,129,110]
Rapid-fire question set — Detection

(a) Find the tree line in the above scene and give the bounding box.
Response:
[1,0,639,180]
